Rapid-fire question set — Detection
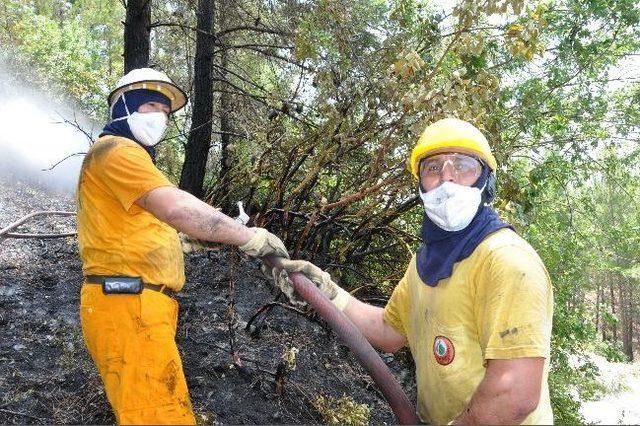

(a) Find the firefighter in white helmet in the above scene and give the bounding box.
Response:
[77,68,290,424]
[274,118,554,424]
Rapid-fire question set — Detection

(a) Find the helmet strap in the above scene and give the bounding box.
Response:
[111,93,132,122]
[484,171,497,204]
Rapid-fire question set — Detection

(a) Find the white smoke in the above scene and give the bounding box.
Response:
[0,57,99,194]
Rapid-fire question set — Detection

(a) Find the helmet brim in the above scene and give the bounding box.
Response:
[108,80,187,113]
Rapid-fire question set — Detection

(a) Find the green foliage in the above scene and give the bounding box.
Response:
[509,144,640,420]
[547,349,588,423]
[0,0,123,117]
[595,340,628,363]
[2,0,640,421]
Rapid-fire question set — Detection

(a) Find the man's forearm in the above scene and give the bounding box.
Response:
[137,186,254,246]
[452,383,526,425]
[343,298,407,353]
[166,195,254,246]
[451,358,543,425]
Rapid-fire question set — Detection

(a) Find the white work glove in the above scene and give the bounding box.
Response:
[235,201,250,225]
[238,227,290,259]
[272,259,351,311]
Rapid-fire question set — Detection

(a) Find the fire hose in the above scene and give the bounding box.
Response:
[263,256,419,425]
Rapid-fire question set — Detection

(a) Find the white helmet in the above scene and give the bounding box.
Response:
[108,68,187,113]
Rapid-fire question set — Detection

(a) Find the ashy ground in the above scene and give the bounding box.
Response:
[0,175,416,424]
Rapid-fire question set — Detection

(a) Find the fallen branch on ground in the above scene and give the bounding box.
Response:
[0,211,76,240]
[2,232,77,239]
[245,300,312,338]
[0,408,46,422]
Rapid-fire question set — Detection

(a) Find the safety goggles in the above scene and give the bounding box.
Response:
[419,153,483,181]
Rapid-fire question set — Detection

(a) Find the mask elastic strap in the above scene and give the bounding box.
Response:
[111,93,131,122]
[476,170,489,205]
[418,186,427,198]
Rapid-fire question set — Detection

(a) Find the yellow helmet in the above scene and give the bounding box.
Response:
[409,118,497,178]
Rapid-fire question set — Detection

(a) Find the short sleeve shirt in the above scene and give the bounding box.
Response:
[76,136,185,290]
[383,228,554,424]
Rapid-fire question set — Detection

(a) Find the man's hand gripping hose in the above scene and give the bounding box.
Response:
[261,255,419,425]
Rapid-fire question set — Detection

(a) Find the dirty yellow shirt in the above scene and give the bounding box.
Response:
[77,135,185,291]
[383,228,554,424]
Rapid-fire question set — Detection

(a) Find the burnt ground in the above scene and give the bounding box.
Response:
[0,174,416,425]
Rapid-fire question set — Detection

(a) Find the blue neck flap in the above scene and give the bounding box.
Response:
[416,168,513,287]
[99,89,171,162]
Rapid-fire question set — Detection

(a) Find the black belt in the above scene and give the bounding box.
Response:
[84,275,175,297]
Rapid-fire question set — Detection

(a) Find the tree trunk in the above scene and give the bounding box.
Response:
[217,38,232,213]
[179,0,215,199]
[123,0,151,72]
[622,278,634,361]
[610,281,618,341]
[595,279,601,333]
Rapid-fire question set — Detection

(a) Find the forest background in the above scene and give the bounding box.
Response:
[1,0,639,423]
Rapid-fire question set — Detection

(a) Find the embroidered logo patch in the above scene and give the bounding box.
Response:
[433,336,455,365]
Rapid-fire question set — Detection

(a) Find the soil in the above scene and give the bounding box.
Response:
[0,174,416,425]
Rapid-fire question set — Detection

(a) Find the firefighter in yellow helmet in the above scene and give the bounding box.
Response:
[77,68,291,425]
[273,118,554,424]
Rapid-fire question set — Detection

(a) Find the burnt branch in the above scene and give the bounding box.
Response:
[215,24,291,39]
[0,408,46,422]
[53,113,95,147]
[149,21,291,41]
[246,300,313,338]
[215,43,294,52]
[2,232,77,239]
[42,152,87,172]
[0,211,76,239]
[321,172,404,211]
[210,129,249,139]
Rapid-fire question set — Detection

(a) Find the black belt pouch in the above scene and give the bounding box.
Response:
[102,277,143,294]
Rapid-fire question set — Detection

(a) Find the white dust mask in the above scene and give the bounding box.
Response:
[127,111,168,146]
[419,181,485,232]
[112,94,168,146]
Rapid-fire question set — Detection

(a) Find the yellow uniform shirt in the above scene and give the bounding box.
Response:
[383,228,554,424]
[77,136,185,290]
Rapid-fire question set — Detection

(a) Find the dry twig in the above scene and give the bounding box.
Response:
[2,232,77,239]
[0,211,76,240]
[0,408,46,421]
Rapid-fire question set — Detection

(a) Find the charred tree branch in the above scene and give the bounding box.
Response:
[42,152,87,172]
[0,211,76,239]
[2,232,77,239]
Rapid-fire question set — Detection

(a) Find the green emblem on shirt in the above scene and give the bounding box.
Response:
[433,336,455,365]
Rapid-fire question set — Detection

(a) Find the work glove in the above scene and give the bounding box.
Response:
[272,259,351,311]
[238,227,290,259]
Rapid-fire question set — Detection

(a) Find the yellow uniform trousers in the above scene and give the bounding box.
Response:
[80,284,196,425]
